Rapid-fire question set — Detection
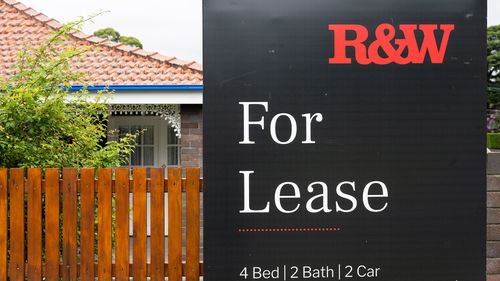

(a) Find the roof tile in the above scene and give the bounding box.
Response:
[146,52,158,57]
[132,49,154,57]
[150,53,174,62]
[116,44,136,52]
[190,62,203,71]
[86,36,107,44]
[168,58,190,67]
[23,8,38,16]
[34,13,50,22]
[71,31,91,39]
[45,19,63,29]
[12,2,27,10]
[0,0,203,85]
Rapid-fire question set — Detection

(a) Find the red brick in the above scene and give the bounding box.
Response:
[490,176,500,191]
[181,128,190,135]
[486,191,500,208]
[188,128,203,135]
[182,161,199,167]
[488,274,500,281]
[182,148,199,155]
[489,225,500,241]
[489,192,500,208]
[181,122,199,129]
[189,140,202,147]
[181,135,200,142]
[488,242,500,257]
[489,152,500,175]
[489,259,500,274]
[182,142,201,149]
[182,155,194,161]
[489,209,500,224]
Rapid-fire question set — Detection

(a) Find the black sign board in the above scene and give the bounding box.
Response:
[204,1,486,280]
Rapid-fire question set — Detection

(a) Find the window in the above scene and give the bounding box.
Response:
[119,125,155,167]
[109,116,180,168]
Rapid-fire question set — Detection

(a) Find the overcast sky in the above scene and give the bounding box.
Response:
[21,0,203,62]
[20,0,500,64]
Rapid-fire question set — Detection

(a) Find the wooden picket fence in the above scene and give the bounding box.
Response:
[0,167,203,281]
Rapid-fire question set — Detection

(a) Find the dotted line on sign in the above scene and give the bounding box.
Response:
[238,227,341,233]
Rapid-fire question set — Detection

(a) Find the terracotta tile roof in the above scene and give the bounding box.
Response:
[0,0,203,85]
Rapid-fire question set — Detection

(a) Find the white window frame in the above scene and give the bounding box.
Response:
[109,115,178,168]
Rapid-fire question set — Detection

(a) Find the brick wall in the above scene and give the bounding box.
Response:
[180,104,204,257]
[180,104,203,169]
[488,152,500,280]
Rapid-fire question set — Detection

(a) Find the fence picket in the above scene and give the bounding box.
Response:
[62,168,78,281]
[44,168,60,280]
[186,167,201,281]
[27,168,42,281]
[98,168,112,280]
[168,167,182,281]
[133,168,147,281]
[9,168,24,281]
[151,168,165,281]
[80,168,95,281]
[0,169,7,281]
[115,168,130,281]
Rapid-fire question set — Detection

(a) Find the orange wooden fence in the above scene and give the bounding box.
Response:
[0,167,203,281]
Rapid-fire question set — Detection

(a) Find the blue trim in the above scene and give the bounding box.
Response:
[70,85,203,91]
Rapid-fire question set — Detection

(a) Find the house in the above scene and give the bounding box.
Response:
[0,0,204,171]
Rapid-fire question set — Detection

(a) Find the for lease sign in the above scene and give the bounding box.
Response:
[204,1,486,280]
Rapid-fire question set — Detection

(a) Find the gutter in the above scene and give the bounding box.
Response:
[70,85,204,91]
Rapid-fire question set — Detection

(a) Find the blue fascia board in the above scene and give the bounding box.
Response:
[70,84,203,91]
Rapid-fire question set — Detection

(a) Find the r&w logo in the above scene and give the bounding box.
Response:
[328,24,455,65]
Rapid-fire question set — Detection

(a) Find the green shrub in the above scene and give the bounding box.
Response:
[0,18,137,168]
[487,133,500,149]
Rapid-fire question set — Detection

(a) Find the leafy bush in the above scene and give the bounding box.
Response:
[0,19,136,168]
[487,133,500,149]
